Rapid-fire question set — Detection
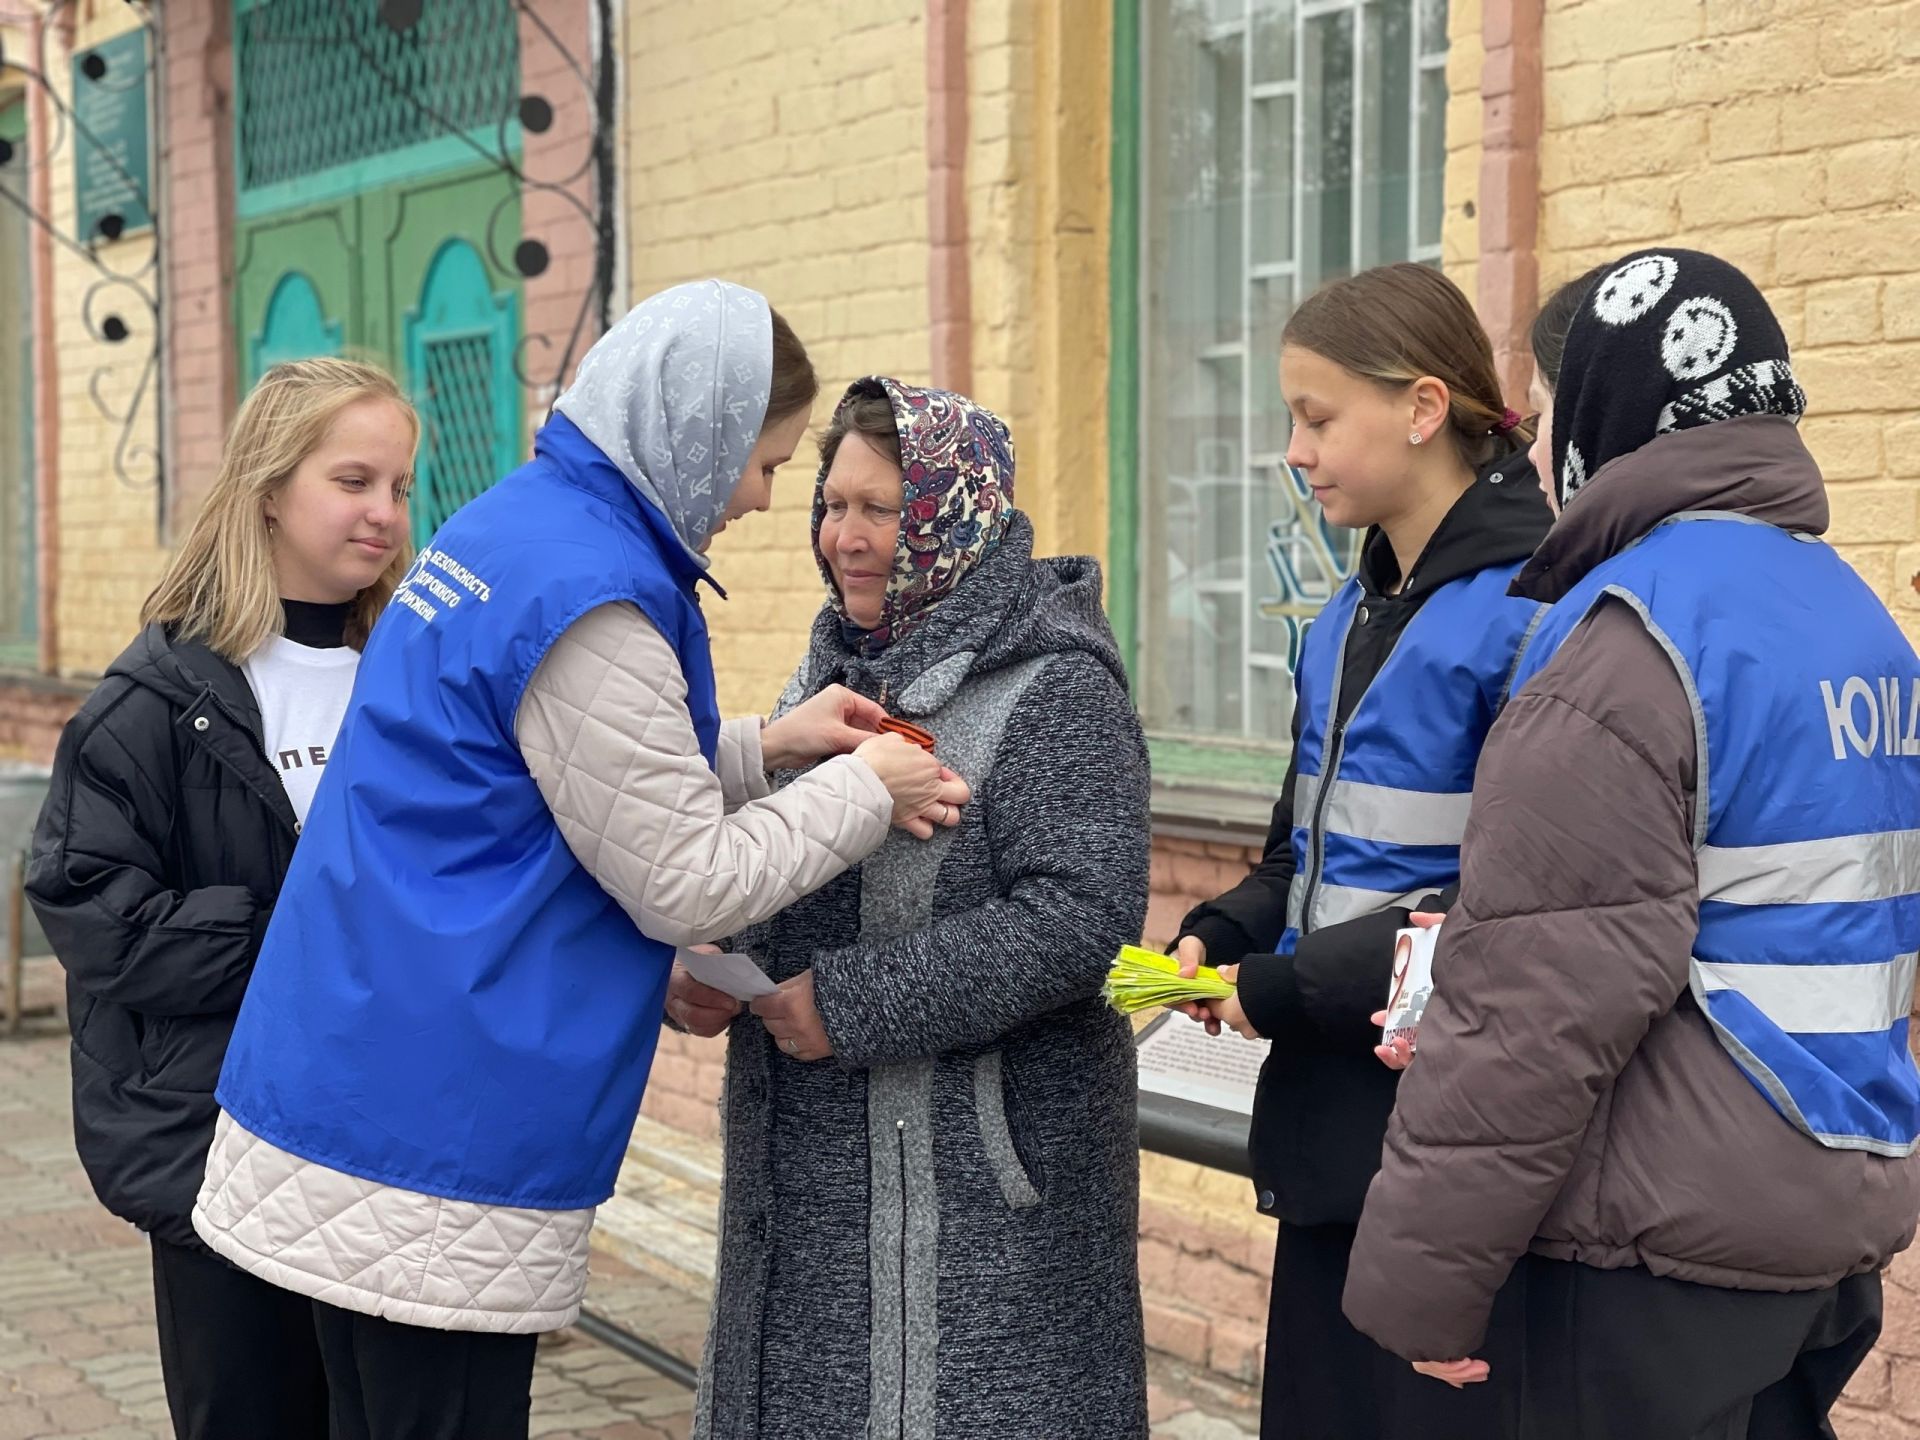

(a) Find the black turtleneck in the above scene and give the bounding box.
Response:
[282,599,351,649]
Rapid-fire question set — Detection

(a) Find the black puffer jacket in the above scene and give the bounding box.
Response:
[28,624,298,1249]
[1177,450,1551,1226]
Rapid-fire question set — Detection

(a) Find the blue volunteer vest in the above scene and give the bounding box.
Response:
[1512,513,1920,1155]
[216,414,723,1208]
[1283,563,1545,952]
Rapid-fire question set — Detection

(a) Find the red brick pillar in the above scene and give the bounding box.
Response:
[926,0,972,394]
[1477,0,1544,408]
[160,0,238,539]
[516,0,604,442]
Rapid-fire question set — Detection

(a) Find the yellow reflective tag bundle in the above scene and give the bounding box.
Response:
[1102,944,1235,1015]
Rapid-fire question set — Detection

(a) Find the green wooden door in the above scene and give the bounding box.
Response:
[404,238,519,544]
[366,167,522,546]
[0,98,39,664]
[233,164,522,542]
[236,203,358,387]
[251,272,345,380]
[229,0,523,541]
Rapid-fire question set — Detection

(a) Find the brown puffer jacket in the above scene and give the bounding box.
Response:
[1343,415,1920,1363]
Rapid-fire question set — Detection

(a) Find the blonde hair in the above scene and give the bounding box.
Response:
[143,358,419,660]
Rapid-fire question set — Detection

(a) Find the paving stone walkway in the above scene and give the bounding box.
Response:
[1,959,1253,1438]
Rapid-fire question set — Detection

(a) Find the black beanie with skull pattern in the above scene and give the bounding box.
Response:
[1552,249,1807,507]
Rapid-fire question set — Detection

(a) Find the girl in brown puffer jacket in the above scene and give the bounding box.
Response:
[1346,249,1920,1440]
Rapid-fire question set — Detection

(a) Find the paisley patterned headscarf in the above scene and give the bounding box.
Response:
[812,377,1016,651]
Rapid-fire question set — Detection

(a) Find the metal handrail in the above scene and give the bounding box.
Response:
[1138,1090,1252,1177]
[574,1307,698,1390]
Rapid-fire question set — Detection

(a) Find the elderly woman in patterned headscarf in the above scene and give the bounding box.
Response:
[686,378,1153,1440]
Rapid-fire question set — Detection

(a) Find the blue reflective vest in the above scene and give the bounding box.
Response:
[1283,563,1545,952]
[1512,513,1920,1155]
[216,414,722,1208]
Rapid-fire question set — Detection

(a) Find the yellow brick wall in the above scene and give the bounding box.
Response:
[964,1,1113,570]
[1536,0,1920,646]
[1438,0,1486,300]
[621,0,934,717]
[50,5,169,678]
[621,0,1104,718]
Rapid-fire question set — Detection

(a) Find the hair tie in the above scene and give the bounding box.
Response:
[1490,408,1522,436]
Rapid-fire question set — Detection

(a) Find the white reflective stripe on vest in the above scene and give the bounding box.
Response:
[1290,772,1468,848]
[1294,771,1321,828]
[1694,952,1919,1035]
[1311,882,1435,929]
[1320,780,1470,848]
[1698,828,1920,907]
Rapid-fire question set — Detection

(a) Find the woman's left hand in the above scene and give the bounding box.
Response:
[1372,1012,1415,1070]
[903,767,970,841]
[1372,911,1441,1069]
[667,951,744,1037]
[1413,1358,1489,1388]
[760,685,887,771]
[751,968,834,1061]
[1211,965,1262,1041]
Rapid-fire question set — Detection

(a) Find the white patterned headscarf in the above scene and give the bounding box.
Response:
[553,279,773,563]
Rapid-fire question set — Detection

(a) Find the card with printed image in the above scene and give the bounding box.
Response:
[1381,925,1439,1050]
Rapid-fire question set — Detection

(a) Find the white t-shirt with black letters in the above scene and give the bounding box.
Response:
[242,637,361,824]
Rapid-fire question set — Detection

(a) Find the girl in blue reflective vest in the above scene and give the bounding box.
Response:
[1170,263,1551,1440]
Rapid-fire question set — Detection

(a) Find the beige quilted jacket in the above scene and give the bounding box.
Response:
[194,601,892,1332]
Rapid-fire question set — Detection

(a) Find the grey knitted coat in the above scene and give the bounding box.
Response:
[693,515,1151,1440]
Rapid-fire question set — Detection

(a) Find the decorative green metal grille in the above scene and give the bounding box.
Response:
[235,0,519,191]
[414,333,499,541]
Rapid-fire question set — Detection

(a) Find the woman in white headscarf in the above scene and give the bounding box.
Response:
[192,281,968,1440]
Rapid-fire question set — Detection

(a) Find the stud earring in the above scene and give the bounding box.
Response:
[1409,432,1424,446]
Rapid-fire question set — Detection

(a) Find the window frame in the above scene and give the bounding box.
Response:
[0,92,40,669]
[1111,0,1450,809]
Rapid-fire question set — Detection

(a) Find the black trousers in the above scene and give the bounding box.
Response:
[1512,1255,1882,1440]
[1262,1222,1523,1440]
[311,1298,539,1440]
[150,1236,329,1440]
[1261,1223,1882,1440]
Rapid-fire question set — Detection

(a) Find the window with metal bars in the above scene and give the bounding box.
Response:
[1134,0,1448,755]
[233,0,519,195]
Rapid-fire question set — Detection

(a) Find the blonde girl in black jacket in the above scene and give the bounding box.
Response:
[29,359,416,1439]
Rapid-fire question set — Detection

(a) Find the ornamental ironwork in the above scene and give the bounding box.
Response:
[236,0,617,392]
[0,2,163,495]
[0,0,616,499]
